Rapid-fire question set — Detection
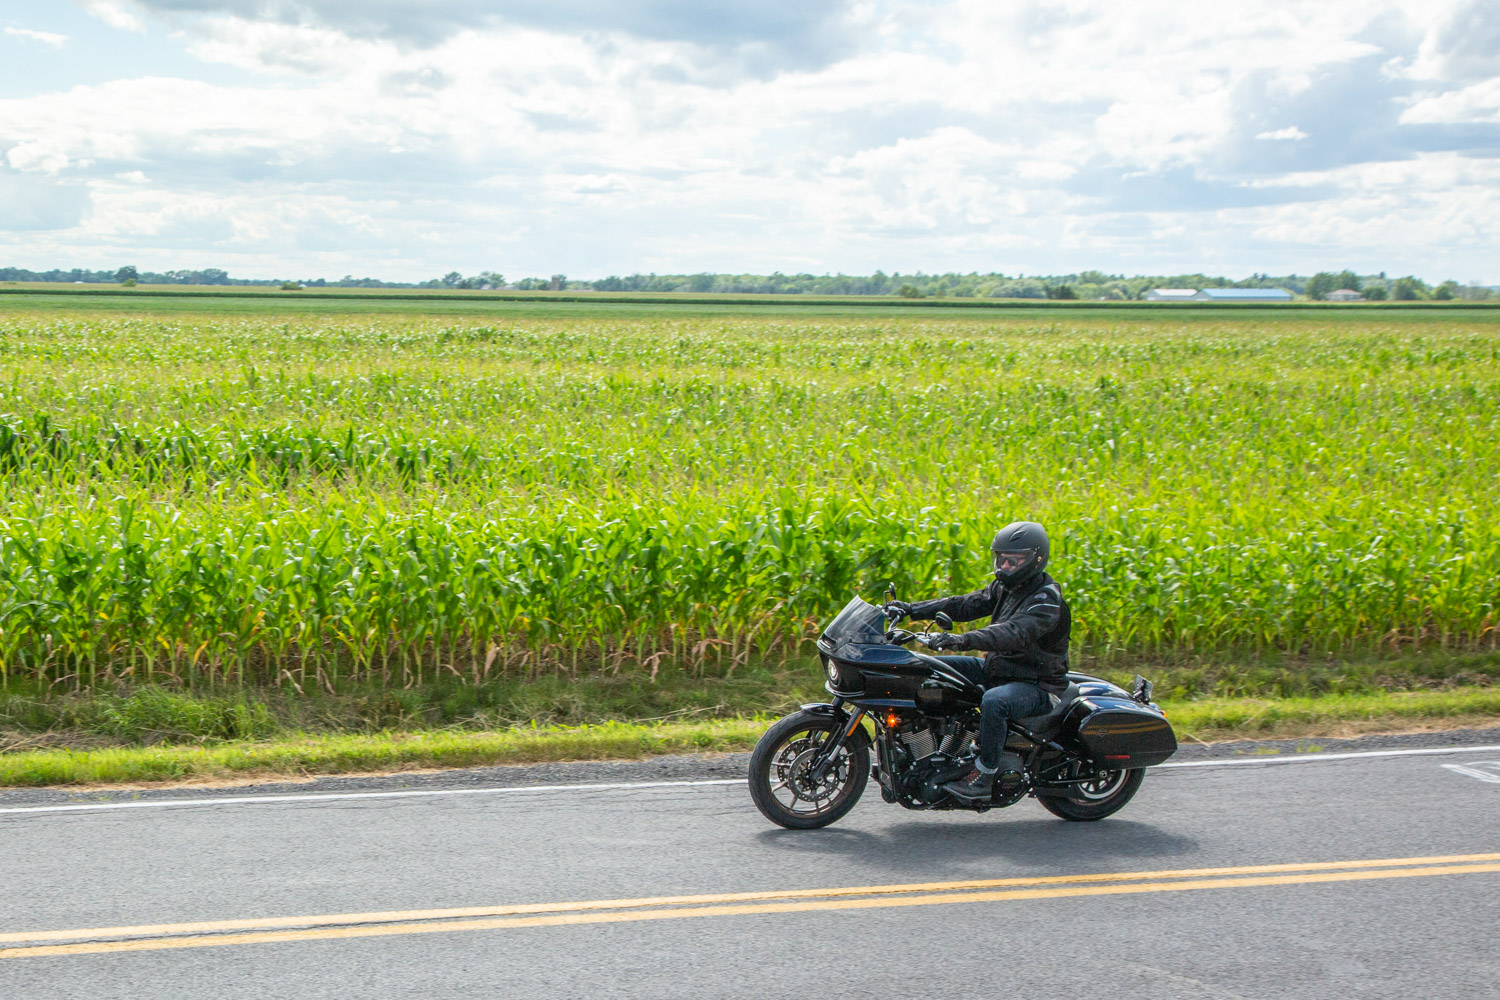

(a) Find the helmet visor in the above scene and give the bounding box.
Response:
[993,548,1037,577]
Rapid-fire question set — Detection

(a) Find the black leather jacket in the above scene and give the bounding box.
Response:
[907,571,1071,692]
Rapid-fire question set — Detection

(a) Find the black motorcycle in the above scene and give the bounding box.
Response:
[749,592,1177,829]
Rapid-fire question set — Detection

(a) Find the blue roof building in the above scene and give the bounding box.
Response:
[1194,288,1294,301]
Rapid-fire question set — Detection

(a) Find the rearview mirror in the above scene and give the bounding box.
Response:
[934,612,953,631]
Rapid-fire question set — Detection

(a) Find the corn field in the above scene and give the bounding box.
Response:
[0,307,1497,691]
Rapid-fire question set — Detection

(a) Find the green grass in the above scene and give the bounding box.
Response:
[1162,687,1500,735]
[3,688,1497,788]
[2,650,1496,786]
[0,719,771,787]
[5,650,1494,744]
[2,287,1497,319]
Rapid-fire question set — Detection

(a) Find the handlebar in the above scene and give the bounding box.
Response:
[884,626,945,648]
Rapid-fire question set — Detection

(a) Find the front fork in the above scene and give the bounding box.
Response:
[809,699,866,783]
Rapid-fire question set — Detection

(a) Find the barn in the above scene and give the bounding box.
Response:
[1194,288,1295,301]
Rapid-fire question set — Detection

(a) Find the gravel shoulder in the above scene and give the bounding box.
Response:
[2,723,1498,809]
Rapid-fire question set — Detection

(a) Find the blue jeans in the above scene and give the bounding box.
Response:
[932,657,1051,770]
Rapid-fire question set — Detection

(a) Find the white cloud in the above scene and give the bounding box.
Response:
[6,139,74,174]
[183,17,381,75]
[0,0,1495,282]
[4,27,68,47]
[79,0,145,33]
[1402,78,1500,123]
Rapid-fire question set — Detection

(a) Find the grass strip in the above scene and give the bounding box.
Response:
[1164,687,1500,737]
[1,688,1497,788]
[0,719,770,787]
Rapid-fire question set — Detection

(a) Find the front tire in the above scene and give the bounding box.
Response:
[748,711,869,829]
[1036,767,1144,821]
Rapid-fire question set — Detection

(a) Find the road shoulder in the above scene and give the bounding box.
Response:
[2,723,1497,809]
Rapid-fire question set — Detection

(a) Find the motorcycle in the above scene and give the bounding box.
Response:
[748,590,1177,829]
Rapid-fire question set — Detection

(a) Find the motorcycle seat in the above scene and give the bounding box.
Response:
[1014,683,1081,738]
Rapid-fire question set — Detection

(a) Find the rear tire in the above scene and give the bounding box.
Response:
[749,711,869,829]
[1036,767,1144,821]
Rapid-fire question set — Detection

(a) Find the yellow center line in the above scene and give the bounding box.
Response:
[3,851,1496,947]
[5,861,1500,960]
[0,851,1488,947]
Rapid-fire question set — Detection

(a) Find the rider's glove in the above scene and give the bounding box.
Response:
[884,601,914,620]
[927,631,966,651]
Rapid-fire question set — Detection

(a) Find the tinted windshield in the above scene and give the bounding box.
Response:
[822,596,887,645]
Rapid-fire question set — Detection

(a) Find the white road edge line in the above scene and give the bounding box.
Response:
[1158,745,1500,768]
[1,744,1498,816]
[0,779,744,815]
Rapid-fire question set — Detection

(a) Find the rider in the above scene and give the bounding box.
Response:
[885,521,1070,802]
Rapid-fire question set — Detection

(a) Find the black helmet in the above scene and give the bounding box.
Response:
[991,521,1049,584]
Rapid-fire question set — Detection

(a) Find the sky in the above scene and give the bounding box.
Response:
[1,0,1498,283]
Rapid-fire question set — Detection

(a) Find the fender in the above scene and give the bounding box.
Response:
[798,702,873,751]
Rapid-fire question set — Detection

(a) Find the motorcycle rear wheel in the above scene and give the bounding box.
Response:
[1035,767,1144,821]
[749,711,869,829]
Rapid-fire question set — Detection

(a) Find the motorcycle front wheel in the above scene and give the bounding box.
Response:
[748,711,869,829]
[1035,766,1144,821]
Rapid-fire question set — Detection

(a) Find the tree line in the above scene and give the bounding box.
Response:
[2,265,1492,300]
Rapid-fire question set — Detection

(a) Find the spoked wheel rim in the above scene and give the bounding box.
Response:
[1069,768,1129,801]
[764,728,860,820]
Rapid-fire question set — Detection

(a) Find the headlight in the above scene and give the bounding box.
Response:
[825,658,838,682]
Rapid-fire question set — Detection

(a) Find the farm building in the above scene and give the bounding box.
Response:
[1195,288,1294,301]
[1144,287,1294,302]
[1327,289,1363,301]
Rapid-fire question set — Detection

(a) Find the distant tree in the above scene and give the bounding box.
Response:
[115,265,138,283]
[1306,272,1338,300]
[549,274,567,291]
[1362,283,1388,300]
[1392,276,1427,300]
[685,273,716,293]
[1045,284,1077,300]
[897,283,922,298]
[1433,280,1460,300]
[441,271,463,287]
[1336,270,1360,291]
[989,278,1047,299]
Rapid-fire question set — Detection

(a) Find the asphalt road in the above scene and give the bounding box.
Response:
[3,745,1500,999]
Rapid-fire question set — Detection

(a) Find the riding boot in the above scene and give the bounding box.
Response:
[943,755,997,801]
[945,752,1024,801]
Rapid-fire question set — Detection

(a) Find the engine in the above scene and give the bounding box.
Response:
[889,719,975,806]
[896,721,973,761]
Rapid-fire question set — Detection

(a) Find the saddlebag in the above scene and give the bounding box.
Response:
[1065,696,1177,768]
